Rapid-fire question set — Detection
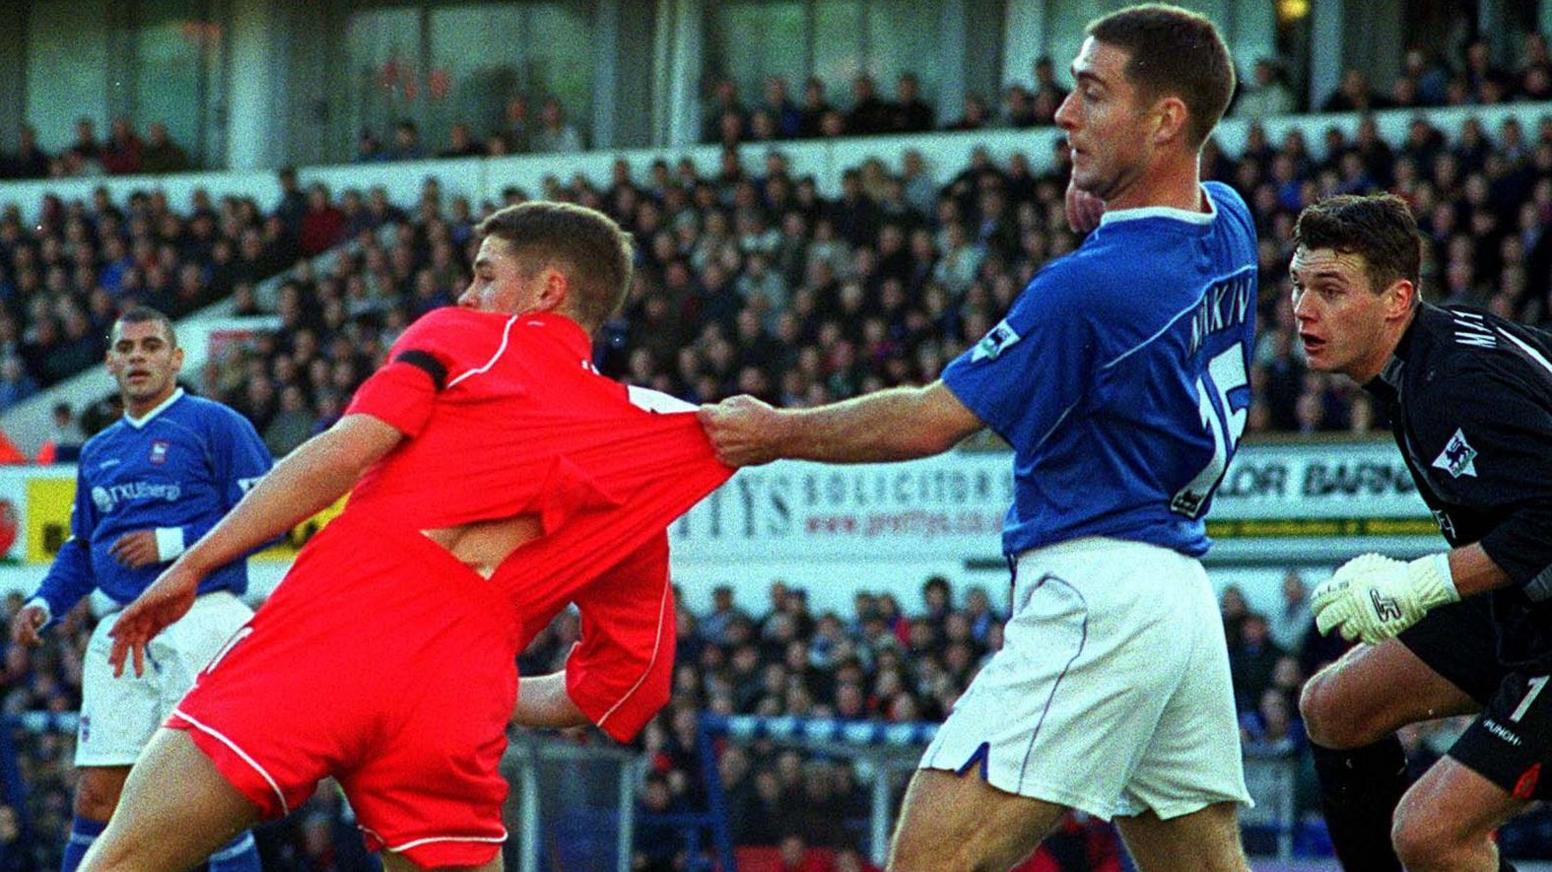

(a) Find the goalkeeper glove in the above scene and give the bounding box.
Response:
[1311,553,1459,644]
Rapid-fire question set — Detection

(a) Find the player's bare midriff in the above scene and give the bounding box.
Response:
[421,514,544,580]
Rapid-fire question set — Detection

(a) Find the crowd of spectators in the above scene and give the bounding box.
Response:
[1,118,192,181]
[1241,34,1552,121]
[700,69,975,147]
[11,101,1552,441]
[195,107,1552,450]
[7,28,1552,181]
[1321,34,1552,115]
[336,32,1552,162]
[8,563,1546,871]
[0,184,277,405]
[0,164,386,414]
[1225,109,1552,435]
[699,56,1080,148]
[353,94,587,163]
[708,32,1552,150]
[12,98,1552,443]
[0,593,87,871]
[190,142,1081,457]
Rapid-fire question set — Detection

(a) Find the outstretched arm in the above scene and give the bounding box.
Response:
[108,414,404,676]
[698,381,984,467]
[178,414,401,573]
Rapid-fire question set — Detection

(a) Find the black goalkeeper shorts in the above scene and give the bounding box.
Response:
[1399,597,1552,799]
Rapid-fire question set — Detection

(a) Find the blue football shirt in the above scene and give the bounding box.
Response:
[943,181,1258,558]
[33,389,274,617]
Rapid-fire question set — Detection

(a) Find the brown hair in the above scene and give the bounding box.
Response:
[475,201,635,329]
[112,305,177,347]
[1294,194,1422,301]
[1087,4,1236,148]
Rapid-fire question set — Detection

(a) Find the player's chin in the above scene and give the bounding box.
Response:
[1300,341,1337,372]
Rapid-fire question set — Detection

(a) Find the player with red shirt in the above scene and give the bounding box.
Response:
[81,202,732,872]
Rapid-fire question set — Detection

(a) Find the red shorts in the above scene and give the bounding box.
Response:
[167,515,523,867]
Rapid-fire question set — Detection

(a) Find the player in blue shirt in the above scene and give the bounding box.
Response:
[8,307,271,872]
[701,6,1254,870]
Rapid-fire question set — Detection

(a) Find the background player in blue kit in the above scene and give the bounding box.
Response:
[700,5,1256,870]
[8,306,272,872]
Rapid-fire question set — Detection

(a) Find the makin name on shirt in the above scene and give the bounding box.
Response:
[1187,271,1253,358]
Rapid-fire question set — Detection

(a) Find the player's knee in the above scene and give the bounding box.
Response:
[1391,812,1442,870]
[1299,670,1372,748]
[73,775,123,822]
[1297,671,1337,744]
[1391,796,1467,872]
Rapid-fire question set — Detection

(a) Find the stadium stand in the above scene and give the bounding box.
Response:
[7,4,1552,870]
[6,101,1552,867]
[5,572,1548,871]
[145,106,1552,447]
[0,185,297,402]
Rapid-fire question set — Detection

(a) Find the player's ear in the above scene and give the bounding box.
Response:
[1152,96,1189,146]
[538,267,569,312]
[1384,279,1415,317]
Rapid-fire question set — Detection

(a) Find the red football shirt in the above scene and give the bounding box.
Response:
[340,307,732,738]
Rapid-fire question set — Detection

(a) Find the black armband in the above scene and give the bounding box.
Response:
[394,350,448,392]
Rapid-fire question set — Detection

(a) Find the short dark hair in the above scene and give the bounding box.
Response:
[1293,194,1422,300]
[475,201,635,330]
[1087,4,1236,148]
[112,305,177,347]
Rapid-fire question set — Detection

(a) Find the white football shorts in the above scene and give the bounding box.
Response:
[920,536,1250,820]
[77,591,254,767]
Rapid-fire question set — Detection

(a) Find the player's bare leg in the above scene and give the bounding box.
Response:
[60,767,131,872]
[73,766,131,821]
[1392,757,1528,872]
[79,729,259,872]
[1301,639,1479,748]
[1300,639,1482,872]
[1115,802,1250,872]
[886,769,1068,872]
[380,851,504,872]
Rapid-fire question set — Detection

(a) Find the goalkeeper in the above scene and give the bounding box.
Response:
[1291,193,1552,872]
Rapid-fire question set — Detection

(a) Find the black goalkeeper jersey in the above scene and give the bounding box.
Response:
[1363,302,1552,670]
